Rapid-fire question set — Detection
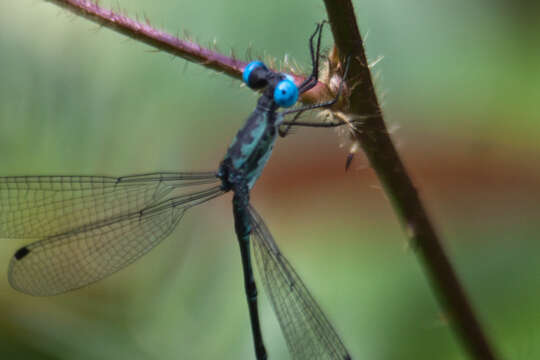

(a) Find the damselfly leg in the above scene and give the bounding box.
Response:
[279,48,353,138]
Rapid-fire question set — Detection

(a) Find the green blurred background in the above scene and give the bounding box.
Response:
[1,0,539,359]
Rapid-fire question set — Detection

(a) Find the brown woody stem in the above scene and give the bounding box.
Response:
[323,1,499,359]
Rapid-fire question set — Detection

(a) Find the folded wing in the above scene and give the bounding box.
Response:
[248,205,351,360]
[1,172,223,295]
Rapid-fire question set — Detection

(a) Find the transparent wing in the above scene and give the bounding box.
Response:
[248,205,351,360]
[1,172,223,296]
[0,172,218,239]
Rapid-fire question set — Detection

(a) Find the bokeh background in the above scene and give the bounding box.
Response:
[1,0,539,359]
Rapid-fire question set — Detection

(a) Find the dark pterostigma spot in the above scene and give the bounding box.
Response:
[14,246,30,260]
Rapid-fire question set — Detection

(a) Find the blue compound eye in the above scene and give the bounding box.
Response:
[243,61,269,89]
[273,77,299,108]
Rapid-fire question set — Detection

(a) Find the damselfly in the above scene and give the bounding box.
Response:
[1,23,352,360]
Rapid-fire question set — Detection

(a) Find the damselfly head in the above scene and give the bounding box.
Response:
[243,61,299,108]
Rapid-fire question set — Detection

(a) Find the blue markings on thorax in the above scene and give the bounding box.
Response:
[231,114,267,169]
[223,108,283,190]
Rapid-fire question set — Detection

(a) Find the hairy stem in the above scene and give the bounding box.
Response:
[42,0,330,104]
[323,1,499,359]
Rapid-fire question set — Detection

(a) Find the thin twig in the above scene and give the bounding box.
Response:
[322,1,500,359]
[42,0,332,104]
